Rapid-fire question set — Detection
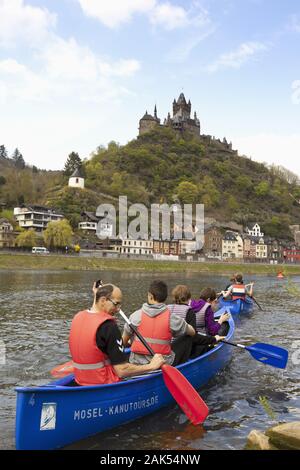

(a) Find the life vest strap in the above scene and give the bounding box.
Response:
[72,359,111,370]
[134,337,171,345]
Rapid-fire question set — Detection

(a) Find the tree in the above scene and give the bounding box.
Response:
[12,148,25,169]
[43,220,73,249]
[198,176,220,208]
[16,229,37,248]
[255,181,270,197]
[64,152,82,176]
[228,195,239,211]
[176,181,199,204]
[0,176,6,186]
[235,175,252,192]
[0,145,8,159]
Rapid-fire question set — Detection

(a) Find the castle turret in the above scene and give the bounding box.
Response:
[69,167,85,189]
[139,109,160,136]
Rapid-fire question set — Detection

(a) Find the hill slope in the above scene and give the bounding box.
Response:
[1,127,300,238]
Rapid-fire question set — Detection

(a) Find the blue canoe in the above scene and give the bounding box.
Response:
[15,313,234,450]
[218,296,254,315]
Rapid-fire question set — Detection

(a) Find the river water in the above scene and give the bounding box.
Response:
[0,269,299,450]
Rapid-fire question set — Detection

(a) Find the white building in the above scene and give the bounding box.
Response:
[14,205,64,232]
[179,240,197,254]
[68,168,85,189]
[255,237,268,259]
[78,211,98,233]
[120,239,153,255]
[246,223,264,237]
[222,231,244,259]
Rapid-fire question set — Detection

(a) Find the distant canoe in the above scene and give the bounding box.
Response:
[218,297,254,315]
[15,313,234,450]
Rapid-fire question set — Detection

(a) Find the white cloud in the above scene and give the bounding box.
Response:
[207,41,268,72]
[292,80,300,105]
[287,14,300,33]
[0,0,56,47]
[0,59,49,102]
[77,0,156,28]
[77,0,209,31]
[232,133,300,176]
[42,37,140,81]
[149,2,188,30]
[167,6,216,62]
[0,37,140,104]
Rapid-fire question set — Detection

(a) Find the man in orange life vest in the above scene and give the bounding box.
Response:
[221,273,253,301]
[69,284,165,386]
[122,280,195,367]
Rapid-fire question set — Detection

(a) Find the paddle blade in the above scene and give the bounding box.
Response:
[246,343,288,369]
[50,361,74,378]
[161,364,209,425]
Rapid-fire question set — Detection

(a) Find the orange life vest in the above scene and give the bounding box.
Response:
[69,310,121,386]
[130,308,172,355]
[231,283,246,300]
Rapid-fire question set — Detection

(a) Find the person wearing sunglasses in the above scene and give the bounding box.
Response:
[69,283,164,386]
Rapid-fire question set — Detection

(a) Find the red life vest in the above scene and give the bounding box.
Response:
[231,284,246,300]
[69,310,121,386]
[130,308,172,355]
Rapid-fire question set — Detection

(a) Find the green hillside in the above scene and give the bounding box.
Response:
[82,127,300,237]
[1,127,300,238]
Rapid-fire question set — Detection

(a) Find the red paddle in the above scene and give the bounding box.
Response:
[119,309,209,425]
[50,361,74,378]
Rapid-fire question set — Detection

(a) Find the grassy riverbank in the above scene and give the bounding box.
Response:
[1,252,300,275]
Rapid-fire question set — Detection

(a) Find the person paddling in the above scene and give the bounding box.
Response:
[221,273,253,300]
[168,284,225,359]
[122,280,195,367]
[190,287,230,336]
[69,283,165,386]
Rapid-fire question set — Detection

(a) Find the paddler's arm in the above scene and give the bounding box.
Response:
[222,287,232,298]
[247,283,254,297]
[122,331,132,347]
[113,354,165,378]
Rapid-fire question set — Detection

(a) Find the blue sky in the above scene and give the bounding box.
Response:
[1,0,300,174]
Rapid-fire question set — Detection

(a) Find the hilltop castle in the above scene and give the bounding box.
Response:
[139,93,200,138]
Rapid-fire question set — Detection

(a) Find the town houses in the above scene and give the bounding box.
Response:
[3,197,300,264]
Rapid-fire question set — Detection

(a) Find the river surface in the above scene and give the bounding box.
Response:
[0,269,299,450]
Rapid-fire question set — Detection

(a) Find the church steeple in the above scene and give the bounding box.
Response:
[154,104,157,119]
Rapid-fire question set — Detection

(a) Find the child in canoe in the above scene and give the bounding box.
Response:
[190,287,230,337]
[169,285,225,360]
[122,280,195,367]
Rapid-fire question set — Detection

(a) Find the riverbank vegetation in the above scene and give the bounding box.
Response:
[1,253,300,275]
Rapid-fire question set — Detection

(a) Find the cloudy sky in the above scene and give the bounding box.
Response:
[1,0,300,173]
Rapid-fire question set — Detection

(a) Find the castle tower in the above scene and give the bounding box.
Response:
[139,107,160,136]
[172,93,191,120]
[69,167,85,189]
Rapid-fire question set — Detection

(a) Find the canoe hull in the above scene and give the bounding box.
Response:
[218,297,253,315]
[15,318,234,450]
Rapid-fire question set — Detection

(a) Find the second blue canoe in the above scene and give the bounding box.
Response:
[218,297,254,315]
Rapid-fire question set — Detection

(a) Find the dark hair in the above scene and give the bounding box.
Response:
[149,280,168,302]
[95,284,114,303]
[235,273,243,283]
[172,285,191,304]
[200,287,216,302]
